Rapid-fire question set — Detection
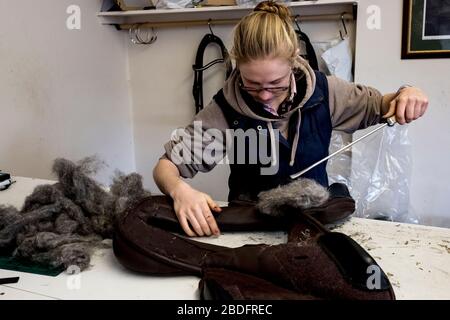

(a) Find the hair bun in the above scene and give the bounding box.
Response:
[254,1,292,21]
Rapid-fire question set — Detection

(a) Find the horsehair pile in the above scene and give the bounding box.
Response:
[0,156,151,271]
[257,178,330,217]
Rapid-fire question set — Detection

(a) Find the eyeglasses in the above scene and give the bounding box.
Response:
[239,72,292,94]
[239,84,290,94]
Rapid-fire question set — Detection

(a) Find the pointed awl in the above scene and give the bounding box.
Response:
[290,116,397,180]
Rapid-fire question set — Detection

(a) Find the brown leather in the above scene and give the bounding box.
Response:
[143,184,355,234]
[114,201,229,276]
[143,195,288,232]
[200,268,318,300]
[113,197,395,300]
[202,237,395,300]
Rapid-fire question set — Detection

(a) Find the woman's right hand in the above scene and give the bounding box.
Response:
[170,181,222,237]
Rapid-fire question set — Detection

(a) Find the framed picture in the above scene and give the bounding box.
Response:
[402,0,450,59]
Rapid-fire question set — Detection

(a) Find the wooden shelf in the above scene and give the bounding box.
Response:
[97,0,357,28]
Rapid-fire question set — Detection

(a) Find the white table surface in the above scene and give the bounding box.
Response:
[1,177,449,300]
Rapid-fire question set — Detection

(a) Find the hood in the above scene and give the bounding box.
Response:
[222,56,317,122]
[221,57,318,169]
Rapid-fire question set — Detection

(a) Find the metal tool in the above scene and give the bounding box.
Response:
[290,116,397,180]
[0,171,14,191]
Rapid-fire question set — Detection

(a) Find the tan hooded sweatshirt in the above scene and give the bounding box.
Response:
[163,58,387,179]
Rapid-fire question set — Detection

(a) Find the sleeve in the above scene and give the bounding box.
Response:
[160,100,229,179]
[327,75,388,133]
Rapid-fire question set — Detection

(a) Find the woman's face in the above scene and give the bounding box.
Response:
[239,56,292,107]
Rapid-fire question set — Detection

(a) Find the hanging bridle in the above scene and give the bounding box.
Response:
[192,22,233,114]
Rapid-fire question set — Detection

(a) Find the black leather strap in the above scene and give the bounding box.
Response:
[296,29,319,71]
[193,33,233,114]
[318,232,392,291]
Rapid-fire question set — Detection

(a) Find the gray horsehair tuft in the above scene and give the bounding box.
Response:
[257,178,329,217]
[0,156,150,271]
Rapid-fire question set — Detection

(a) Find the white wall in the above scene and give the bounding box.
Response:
[129,25,233,201]
[0,0,135,185]
[354,0,450,227]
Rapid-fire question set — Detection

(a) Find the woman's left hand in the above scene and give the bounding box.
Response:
[383,87,429,125]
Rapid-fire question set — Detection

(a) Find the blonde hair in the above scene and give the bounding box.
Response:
[231,1,300,68]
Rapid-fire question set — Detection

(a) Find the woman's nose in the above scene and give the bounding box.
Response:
[257,89,273,101]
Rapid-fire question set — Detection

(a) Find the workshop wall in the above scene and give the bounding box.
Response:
[354,0,450,227]
[128,24,233,202]
[0,0,135,185]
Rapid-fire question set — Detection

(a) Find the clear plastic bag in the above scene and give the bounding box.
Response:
[326,131,352,184]
[154,0,194,9]
[327,125,418,224]
[321,37,354,82]
[236,0,291,7]
[235,0,255,7]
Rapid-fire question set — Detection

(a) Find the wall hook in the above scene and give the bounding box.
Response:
[129,24,157,45]
[340,13,348,39]
[294,15,302,32]
[208,19,214,36]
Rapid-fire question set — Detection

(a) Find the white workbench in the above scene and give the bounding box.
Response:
[1,177,449,300]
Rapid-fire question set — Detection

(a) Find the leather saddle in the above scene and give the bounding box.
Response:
[112,183,395,300]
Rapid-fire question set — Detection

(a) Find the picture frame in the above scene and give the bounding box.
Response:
[402,0,450,59]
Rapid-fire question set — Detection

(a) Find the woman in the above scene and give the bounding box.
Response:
[153,1,428,237]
